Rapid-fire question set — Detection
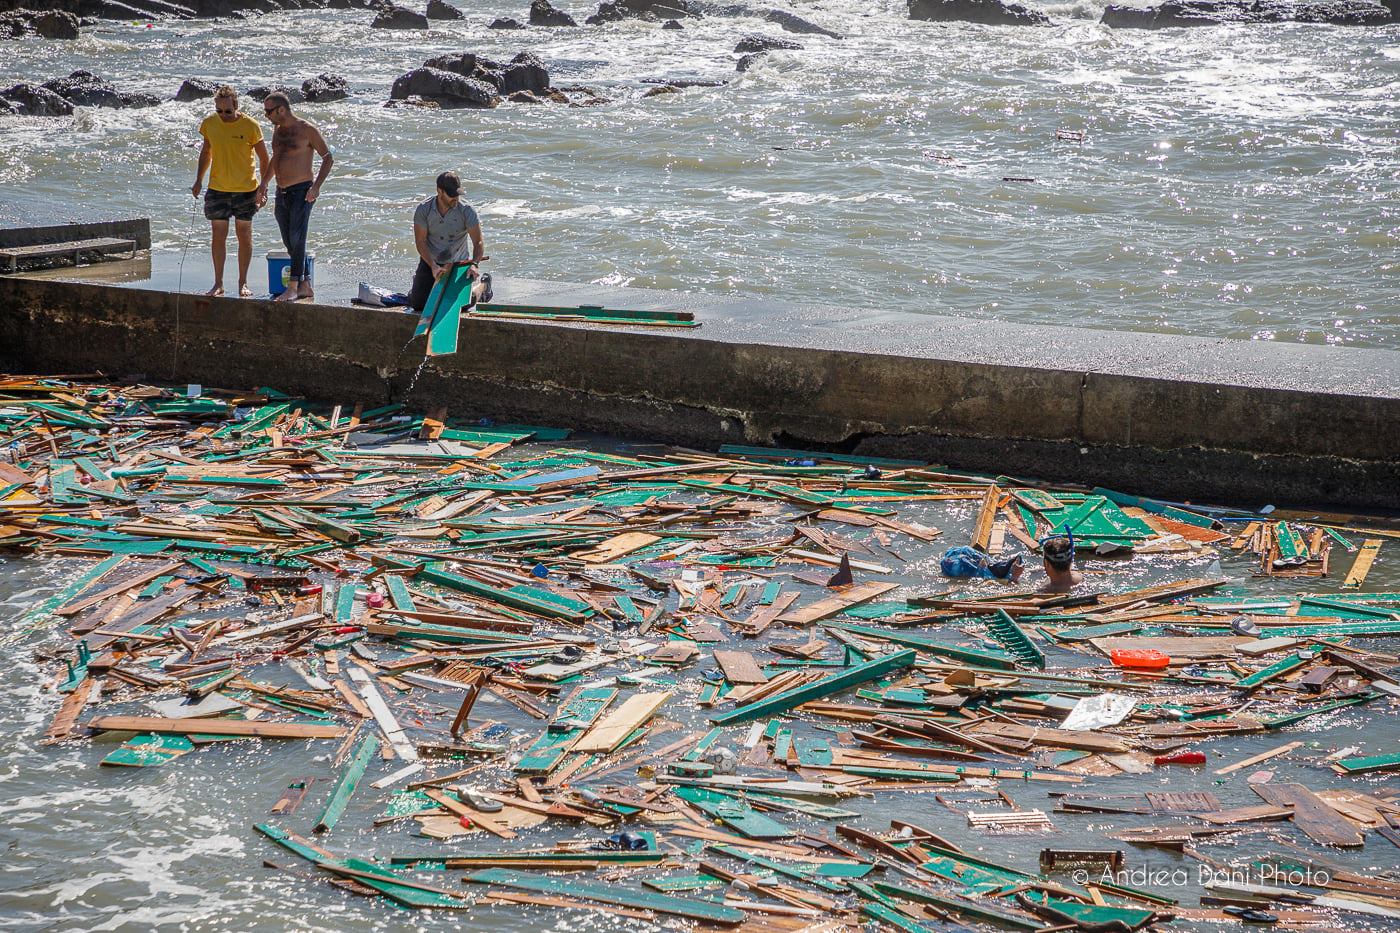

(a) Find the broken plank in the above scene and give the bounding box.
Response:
[85,716,345,739]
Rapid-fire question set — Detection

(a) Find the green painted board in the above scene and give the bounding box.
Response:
[18,555,122,628]
[642,874,723,893]
[710,649,918,725]
[514,687,616,773]
[670,786,793,840]
[1333,751,1400,774]
[101,733,194,767]
[985,609,1045,670]
[792,735,834,767]
[710,843,847,892]
[1234,652,1309,690]
[255,823,466,909]
[859,901,941,933]
[419,563,590,621]
[873,879,1041,929]
[825,623,1018,670]
[465,868,745,924]
[315,734,379,833]
[385,575,415,611]
[1262,692,1378,729]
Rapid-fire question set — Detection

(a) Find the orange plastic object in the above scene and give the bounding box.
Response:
[1155,751,1207,766]
[1110,648,1170,670]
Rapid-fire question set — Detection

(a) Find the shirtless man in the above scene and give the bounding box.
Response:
[192,86,270,297]
[263,92,333,302]
[1038,534,1083,593]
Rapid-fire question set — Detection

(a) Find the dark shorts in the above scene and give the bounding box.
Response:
[204,188,259,222]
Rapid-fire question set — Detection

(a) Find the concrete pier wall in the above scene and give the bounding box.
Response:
[2,273,1398,509]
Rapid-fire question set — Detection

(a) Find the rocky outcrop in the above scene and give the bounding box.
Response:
[661,16,682,25]
[246,83,305,103]
[302,72,349,102]
[585,0,699,22]
[43,70,160,107]
[425,0,462,17]
[1100,0,1391,25]
[1,82,74,115]
[390,67,500,107]
[371,2,428,26]
[734,32,800,52]
[489,15,525,26]
[908,0,1050,24]
[529,0,577,24]
[1,9,81,38]
[764,9,840,35]
[174,78,219,101]
[391,50,558,107]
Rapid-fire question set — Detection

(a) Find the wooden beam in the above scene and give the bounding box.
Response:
[86,715,345,739]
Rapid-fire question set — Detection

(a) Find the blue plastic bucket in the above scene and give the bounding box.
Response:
[267,251,315,296]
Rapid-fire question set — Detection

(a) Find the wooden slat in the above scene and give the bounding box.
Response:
[86,715,346,739]
[714,650,768,685]
[1252,782,1365,847]
[573,691,670,753]
[971,484,1001,550]
[1342,539,1382,588]
[42,677,95,744]
[776,582,898,626]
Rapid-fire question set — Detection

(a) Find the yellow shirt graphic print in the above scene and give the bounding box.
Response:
[199,113,263,193]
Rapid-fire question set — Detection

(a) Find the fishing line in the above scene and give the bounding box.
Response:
[172,194,199,372]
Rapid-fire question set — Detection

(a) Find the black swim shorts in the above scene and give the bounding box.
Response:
[204,188,259,222]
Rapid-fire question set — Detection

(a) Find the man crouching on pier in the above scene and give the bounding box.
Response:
[264,92,333,302]
[409,171,485,314]
[192,86,269,298]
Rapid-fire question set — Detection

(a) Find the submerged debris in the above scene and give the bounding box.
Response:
[3,374,1398,929]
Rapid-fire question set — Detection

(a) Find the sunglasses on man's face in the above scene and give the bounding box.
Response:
[264,104,282,115]
[216,106,235,114]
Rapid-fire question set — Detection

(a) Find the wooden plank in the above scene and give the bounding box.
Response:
[347,667,419,761]
[573,531,661,564]
[86,715,345,739]
[573,691,670,753]
[315,734,380,833]
[714,650,768,685]
[424,787,517,840]
[1251,782,1365,847]
[711,650,917,726]
[42,676,95,744]
[464,868,746,924]
[1342,539,1382,588]
[776,581,899,627]
[1199,805,1294,825]
[1214,741,1303,775]
[971,484,1001,550]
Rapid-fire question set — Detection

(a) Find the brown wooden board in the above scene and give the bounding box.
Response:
[714,650,768,685]
[1251,782,1365,847]
[86,715,346,739]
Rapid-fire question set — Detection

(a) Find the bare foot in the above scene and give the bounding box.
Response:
[274,288,300,302]
[205,285,224,297]
[297,288,314,303]
[239,284,253,298]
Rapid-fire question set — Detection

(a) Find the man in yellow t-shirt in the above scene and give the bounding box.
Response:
[191,85,270,298]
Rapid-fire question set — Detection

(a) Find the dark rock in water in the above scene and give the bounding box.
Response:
[734,32,801,52]
[530,0,578,25]
[0,96,19,115]
[1100,0,1391,25]
[1,83,75,116]
[246,84,305,104]
[371,3,428,27]
[662,16,682,25]
[302,72,350,102]
[1,9,81,39]
[175,78,219,101]
[44,70,161,108]
[641,84,678,97]
[389,66,500,107]
[425,0,463,17]
[33,10,82,38]
[764,9,841,36]
[489,16,526,26]
[425,51,481,75]
[909,0,1050,24]
[587,0,698,20]
[736,52,762,71]
[384,95,441,108]
[508,88,568,102]
[500,51,550,95]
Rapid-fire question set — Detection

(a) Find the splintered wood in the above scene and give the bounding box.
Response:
[4,376,1398,929]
